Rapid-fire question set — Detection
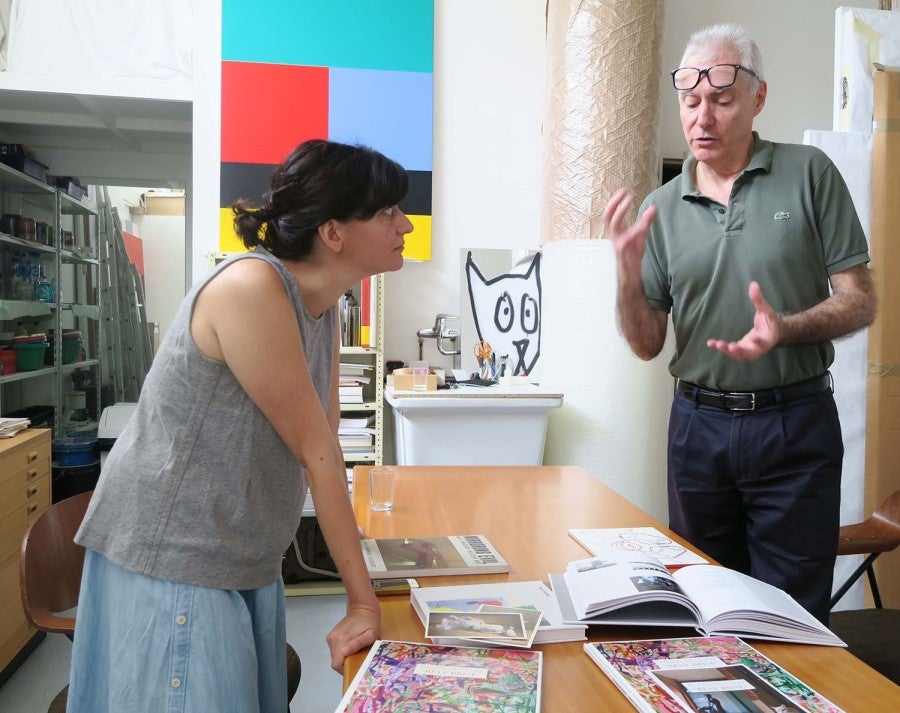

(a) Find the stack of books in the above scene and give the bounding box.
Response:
[338,410,375,456]
[411,579,587,646]
[338,362,371,405]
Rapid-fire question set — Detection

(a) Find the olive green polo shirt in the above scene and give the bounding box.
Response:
[639,134,869,391]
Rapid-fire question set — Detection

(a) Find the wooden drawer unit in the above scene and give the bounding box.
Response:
[0,429,52,675]
[0,551,33,672]
[0,476,51,563]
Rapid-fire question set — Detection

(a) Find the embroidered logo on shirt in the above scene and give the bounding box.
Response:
[773,211,790,220]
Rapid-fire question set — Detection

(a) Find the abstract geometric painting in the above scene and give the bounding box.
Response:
[220,1,434,260]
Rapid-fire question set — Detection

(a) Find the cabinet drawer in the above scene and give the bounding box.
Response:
[0,552,34,671]
[0,455,51,513]
[0,476,50,563]
[0,429,52,488]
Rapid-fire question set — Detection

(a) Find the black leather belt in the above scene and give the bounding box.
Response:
[676,373,831,412]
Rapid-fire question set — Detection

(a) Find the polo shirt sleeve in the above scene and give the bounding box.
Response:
[638,197,672,313]
[814,158,870,276]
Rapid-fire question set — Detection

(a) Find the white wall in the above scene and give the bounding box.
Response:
[383,1,547,371]
[191,0,880,368]
[139,215,186,345]
[104,186,186,345]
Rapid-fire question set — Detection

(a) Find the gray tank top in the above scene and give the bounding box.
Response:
[76,247,335,589]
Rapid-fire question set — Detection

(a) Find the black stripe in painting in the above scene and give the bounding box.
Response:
[401,170,432,216]
[220,163,432,216]
[220,162,277,207]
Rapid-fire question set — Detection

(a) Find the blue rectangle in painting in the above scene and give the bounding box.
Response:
[222,0,433,73]
[329,67,433,172]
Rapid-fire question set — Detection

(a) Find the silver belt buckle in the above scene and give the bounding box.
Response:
[729,391,755,411]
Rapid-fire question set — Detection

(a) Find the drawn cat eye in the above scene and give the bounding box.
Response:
[494,291,515,332]
[520,294,539,334]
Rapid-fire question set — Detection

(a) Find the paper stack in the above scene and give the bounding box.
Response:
[0,417,30,438]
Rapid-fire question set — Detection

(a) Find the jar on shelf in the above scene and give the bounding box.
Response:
[16,216,36,241]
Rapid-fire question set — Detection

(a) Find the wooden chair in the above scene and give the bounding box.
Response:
[20,491,301,711]
[828,489,900,684]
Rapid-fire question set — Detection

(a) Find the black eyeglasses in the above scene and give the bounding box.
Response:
[671,64,758,91]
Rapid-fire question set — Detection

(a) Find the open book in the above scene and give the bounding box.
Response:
[361,534,510,579]
[411,580,587,646]
[549,553,844,646]
[584,636,844,713]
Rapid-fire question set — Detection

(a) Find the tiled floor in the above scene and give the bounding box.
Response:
[0,594,348,713]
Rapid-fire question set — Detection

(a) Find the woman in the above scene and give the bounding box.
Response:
[68,140,413,712]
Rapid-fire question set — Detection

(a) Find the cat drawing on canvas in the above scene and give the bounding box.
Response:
[465,251,541,376]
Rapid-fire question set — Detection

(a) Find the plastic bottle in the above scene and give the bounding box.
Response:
[16,253,34,300]
[8,252,21,300]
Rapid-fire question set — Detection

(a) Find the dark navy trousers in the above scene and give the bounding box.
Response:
[667,388,843,624]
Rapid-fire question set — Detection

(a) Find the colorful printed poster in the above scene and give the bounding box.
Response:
[336,640,542,712]
[584,636,844,713]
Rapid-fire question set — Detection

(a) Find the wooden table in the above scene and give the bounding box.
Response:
[347,465,899,710]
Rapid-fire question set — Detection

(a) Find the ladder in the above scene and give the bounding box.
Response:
[97,186,153,402]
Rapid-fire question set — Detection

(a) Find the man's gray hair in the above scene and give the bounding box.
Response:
[679,23,764,93]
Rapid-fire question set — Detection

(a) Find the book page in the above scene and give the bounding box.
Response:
[674,565,825,630]
[568,527,708,567]
[564,553,695,618]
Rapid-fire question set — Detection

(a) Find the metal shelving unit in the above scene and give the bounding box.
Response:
[0,161,101,437]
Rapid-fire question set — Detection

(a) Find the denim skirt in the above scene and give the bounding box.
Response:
[67,549,288,713]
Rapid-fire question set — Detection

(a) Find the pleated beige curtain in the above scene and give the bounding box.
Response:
[541,0,664,242]
[537,1,671,522]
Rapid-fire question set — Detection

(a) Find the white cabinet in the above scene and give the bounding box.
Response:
[0,162,101,437]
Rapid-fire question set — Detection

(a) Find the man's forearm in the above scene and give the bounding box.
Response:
[779,265,876,346]
[616,272,667,360]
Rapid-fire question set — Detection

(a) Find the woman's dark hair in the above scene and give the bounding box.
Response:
[232,139,409,259]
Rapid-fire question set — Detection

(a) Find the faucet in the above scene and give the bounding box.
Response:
[417,313,461,369]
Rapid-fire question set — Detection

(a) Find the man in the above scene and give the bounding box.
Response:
[604,23,876,623]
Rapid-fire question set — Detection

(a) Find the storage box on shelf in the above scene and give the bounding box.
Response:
[0,428,51,682]
[0,160,101,438]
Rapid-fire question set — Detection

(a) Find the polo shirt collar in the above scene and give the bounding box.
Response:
[679,132,773,201]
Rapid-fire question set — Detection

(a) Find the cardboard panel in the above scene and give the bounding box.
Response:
[865,65,900,607]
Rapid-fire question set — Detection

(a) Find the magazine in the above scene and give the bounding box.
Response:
[568,526,708,568]
[335,640,542,712]
[584,635,845,713]
[550,554,844,646]
[361,534,510,579]
[411,579,587,645]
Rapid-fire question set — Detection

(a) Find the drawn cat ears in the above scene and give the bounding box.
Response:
[465,250,541,285]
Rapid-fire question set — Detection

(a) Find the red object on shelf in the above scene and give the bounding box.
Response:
[1,348,18,374]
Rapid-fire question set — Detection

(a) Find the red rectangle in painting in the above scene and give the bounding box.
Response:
[222,61,329,164]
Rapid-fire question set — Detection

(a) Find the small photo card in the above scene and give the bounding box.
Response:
[426,611,526,640]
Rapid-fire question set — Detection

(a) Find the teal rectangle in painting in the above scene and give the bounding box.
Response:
[222,0,433,73]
